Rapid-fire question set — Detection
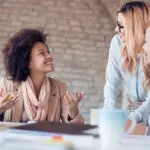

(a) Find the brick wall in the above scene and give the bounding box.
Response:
[0,0,115,123]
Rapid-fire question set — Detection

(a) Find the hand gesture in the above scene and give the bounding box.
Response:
[0,88,18,113]
[65,91,84,118]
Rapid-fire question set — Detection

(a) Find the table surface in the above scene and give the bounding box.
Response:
[0,122,150,150]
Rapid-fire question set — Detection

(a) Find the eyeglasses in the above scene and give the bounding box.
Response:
[116,20,124,33]
[118,25,124,33]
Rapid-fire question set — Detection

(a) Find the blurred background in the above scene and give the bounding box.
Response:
[0,0,149,122]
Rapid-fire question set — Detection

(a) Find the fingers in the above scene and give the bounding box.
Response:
[66,91,73,104]
[74,92,84,103]
[5,99,18,109]
[0,96,18,111]
[5,96,18,105]
[66,91,84,104]
[0,93,18,103]
[0,93,11,103]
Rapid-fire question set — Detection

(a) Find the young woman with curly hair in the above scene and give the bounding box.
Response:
[0,28,84,123]
[104,1,150,111]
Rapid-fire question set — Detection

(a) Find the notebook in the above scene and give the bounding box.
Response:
[11,121,97,135]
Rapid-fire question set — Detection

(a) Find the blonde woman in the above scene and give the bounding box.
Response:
[128,25,150,126]
[104,1,150,110]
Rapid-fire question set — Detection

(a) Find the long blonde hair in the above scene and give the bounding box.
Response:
[118,1,150,73]
[142,52,150,89]
[142,26,150,88]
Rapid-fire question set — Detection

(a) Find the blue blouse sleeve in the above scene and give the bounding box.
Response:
[104,35,122,108]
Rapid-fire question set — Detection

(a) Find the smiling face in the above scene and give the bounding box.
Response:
[143,27,150,64]
[115,13,126,43]
[29,42,54,74]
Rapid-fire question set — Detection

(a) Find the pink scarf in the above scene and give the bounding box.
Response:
[4,77,50,122]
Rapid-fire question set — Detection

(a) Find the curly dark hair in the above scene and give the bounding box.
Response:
[3,28,47,82]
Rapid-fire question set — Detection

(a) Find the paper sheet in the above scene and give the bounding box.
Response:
[122,134,150,145]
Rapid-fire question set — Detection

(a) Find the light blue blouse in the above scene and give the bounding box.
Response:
[104,34,150,125]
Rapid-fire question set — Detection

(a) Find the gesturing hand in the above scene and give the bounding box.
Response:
[0,88,18,113]
[65,91,84,118]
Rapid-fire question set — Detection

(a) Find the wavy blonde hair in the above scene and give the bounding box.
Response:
[142,26,150,89]
[142,52,150,89]
[118,1,150,73]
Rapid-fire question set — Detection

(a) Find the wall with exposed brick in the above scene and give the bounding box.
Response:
[0,0,125,123]
[1,0,150,123]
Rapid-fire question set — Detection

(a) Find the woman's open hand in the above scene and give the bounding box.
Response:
[65,91,84,118]
[0,88,18,113]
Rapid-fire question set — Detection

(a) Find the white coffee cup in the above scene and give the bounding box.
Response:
[99,108,136,149]
[90,108,100,125]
